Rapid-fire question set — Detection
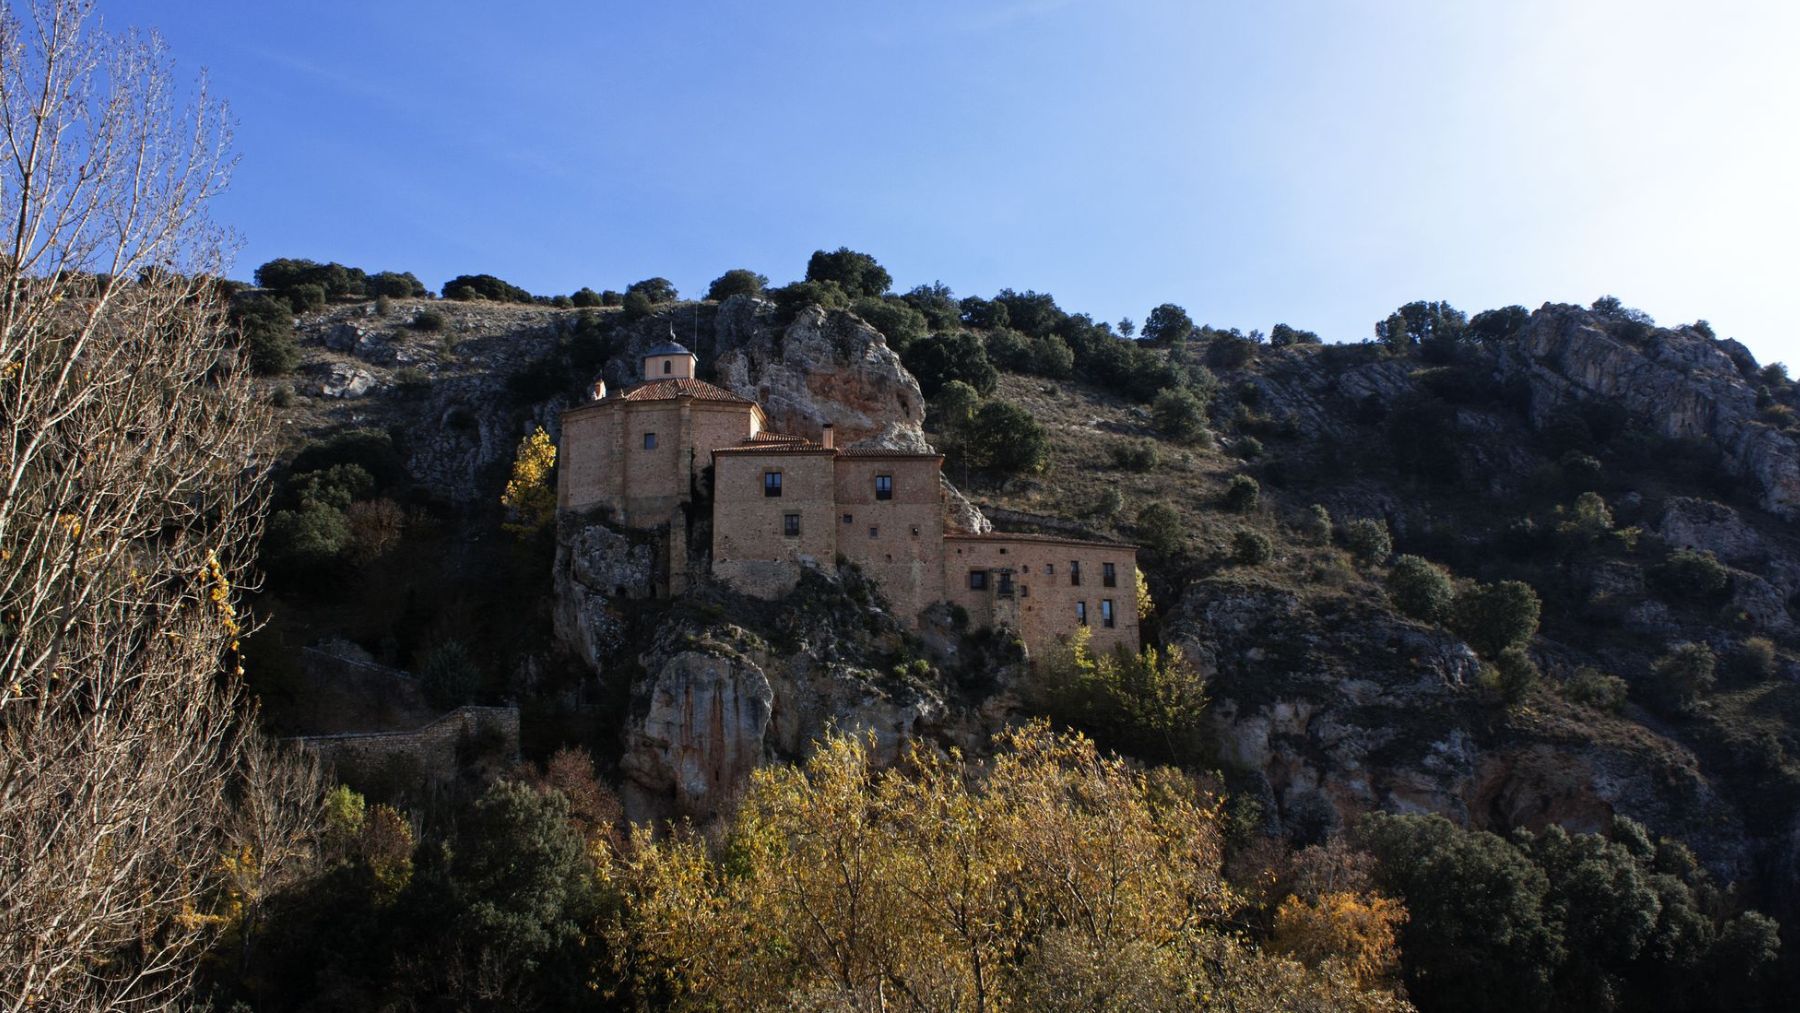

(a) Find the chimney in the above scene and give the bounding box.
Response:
[821,423,835,450]
[590,378,607,401]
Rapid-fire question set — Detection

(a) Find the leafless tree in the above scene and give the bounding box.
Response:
[0,2,315,1008]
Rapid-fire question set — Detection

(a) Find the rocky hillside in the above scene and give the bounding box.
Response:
[251,291,1800,968]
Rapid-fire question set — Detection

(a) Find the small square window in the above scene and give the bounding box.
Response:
[643,432,657,450]
[783,513,800,537]
[968,570,988,591]
[843,513,854,524]
[874,474,893,501]
[869,526,879,539]
[1102,599,1116,628]
[1103,562,1116,588]
[764,471,782,497]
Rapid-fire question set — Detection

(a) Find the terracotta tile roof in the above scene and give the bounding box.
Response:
[944,531,1136,550]
[748,431,808,443]
[835,447,943,459]
[712,442,833,455]
[620,378,754,404]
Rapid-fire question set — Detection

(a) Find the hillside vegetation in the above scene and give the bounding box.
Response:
[211,250,1800,1010]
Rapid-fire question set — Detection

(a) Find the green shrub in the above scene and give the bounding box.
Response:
[419,639,481,709]
[1136,502,1184,556]
[1222,474,1260,513]
[1092,486,1125,518]
[1151,386,1210,442]
[1564,667,1628,712]
[1387,554,1454,623]
[1303,503,1332,544]
[234,294,298,375]
[902,331,998,397]
[805,247,891,298]
[1141,303,1194,346]
[706,268,768,302]
[412,308,446,332]
[1450,580,1542,658]
[850,295,927,353]
[982,327,1033,370]
[601,290,623,307]
[1231,529,1273,565]
[626,277,678,303]
[769,279,849,321]
[1234,434,1264,460]
[621,290,655,322]
[928,380,982,433]
[1343,517,1392,564]
[442,273,533,302]
[1648,642,1716,713]
[264,502,349,573]
[270,384,296,408]
[900,283,961,331]
[368,270,426,298]
[1730,636,1779,682]
[962,400,1046,475]
[285,283,326,314]
[1649,548,1731,604]
[571,287,603,308]
[1028,332,1075,378]
[1110,440,1159,472]
[1489,646,1539,706]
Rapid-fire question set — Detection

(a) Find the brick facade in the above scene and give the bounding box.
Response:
[557,343,1139,659]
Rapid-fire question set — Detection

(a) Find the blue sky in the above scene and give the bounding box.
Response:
[106,0,1800,363]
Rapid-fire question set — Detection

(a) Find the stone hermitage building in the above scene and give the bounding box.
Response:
[557,341,1140,657]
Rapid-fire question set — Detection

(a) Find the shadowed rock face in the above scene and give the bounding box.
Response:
[1501,306,1800,520]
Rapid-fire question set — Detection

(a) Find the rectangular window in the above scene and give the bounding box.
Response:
[875,474,893,501]
[1076,601,1088,625]
[968,570,988,590]
[643,432,657,450]
[764,471,782,497]
[1070,561,1082,587]
[843,513,853,524]
[1102,599,1116,628]
[868,526,879,539]
[1046,563,1054,576]
[1103,562,1116,588]
[997,572,1014,596]
[783,513,800,537]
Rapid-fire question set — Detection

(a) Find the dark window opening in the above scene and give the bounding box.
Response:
[643,432,657,450]
[662,360,672,374]
[1076,601,1088,625]
[875,474,893,501]
[764,471,782,497]
[783,513,800,537]
[1070,561,1082,587]
[1046,563,1054,576]
[869,526,879,539]
[1103,562,1116,588]
[843,513,853,524]
[997,572,1014,597]
[968,570,988,590]
[1102,599,1116,628]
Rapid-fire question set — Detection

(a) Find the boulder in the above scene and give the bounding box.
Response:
[552,518,658,676]
[313,362,377,399]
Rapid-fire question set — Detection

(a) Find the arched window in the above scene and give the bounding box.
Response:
[663,360,672,375]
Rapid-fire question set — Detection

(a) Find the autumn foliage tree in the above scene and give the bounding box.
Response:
[501,426,558,537]
[607,724,1413,1011]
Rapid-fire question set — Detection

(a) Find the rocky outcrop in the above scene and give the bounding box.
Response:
[1500,307,1800,520]
[553,518,658,675]
[620,624,774,817]
[616,570,960,822]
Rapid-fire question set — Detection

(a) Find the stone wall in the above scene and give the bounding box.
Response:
[712,449,839,597]
[292,706,520,782]
[943,534,1140,659]
[834,454,947,624]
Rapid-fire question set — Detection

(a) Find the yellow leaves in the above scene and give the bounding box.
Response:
[55,513,81,539]
[1136,567,1155,621]
[1272,891,1408,988]
[501,427,558,538]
